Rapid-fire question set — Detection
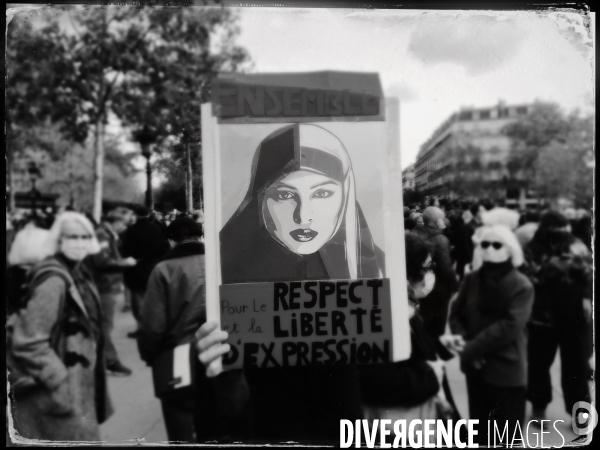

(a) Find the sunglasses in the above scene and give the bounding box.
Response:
[62,234,92,241]
[481,241,503,250]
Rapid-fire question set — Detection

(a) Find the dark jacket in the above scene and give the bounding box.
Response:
[359,311,440,408]
[137,241,206,364]
[196,363,362,443]
[242,364,363,443]
[87,222,126,295]
[8,256,113,441]
[411,224,459,336]
[454,220,478,266]
[404,217,417,231]
[449,262,534,387]
[121,217,169,293]
[523,230,592,327]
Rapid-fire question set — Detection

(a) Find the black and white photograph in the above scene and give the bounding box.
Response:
[5,1,595,447]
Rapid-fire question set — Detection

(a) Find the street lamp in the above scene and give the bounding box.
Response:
[134,126,157,209]
[27,161,42,216]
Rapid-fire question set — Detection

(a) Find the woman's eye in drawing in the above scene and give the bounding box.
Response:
[312,189,334,199]
[276,190,296,201]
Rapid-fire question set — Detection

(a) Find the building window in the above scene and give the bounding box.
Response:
[480,110,490,119]
[498,108,509,118]
[516,106,528,115]
[459,111,472,120]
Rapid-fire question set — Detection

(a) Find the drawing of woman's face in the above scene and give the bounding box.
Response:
[263,170,344,255]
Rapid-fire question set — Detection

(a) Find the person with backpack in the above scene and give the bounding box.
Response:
[523,210,592,424]
[8,212,113,441]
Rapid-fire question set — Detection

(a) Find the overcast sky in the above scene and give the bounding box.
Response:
[7,5,594,191]
[235,8,594,168]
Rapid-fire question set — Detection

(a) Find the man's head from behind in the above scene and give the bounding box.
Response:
[423,207,446,229]
[166,217,203,246]
[135,206,152,218]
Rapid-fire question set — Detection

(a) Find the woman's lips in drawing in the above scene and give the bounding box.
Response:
[289,229,318,242]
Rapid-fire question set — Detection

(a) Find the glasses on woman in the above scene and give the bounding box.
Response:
[481,241,503,250]
[62,234,92,241]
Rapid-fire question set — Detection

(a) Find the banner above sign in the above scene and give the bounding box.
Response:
[212,71,385,123]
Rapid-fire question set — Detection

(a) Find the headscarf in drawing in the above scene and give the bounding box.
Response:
[220,123,385,284]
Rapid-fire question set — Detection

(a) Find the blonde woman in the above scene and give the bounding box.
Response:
[9,212,113,441]
[449,224,533,445]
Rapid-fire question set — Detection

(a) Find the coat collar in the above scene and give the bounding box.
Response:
[415,223,444,236]
[159,241,205,264]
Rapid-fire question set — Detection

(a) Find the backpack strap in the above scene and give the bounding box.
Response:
[29,265,89,320]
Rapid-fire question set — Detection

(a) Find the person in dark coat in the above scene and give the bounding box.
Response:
[449,224,533,445]
[86,211,136,376]
[137,217,207,442]
[522,210,592,422]
[150,210,168,235]
[121,206,170,337]
[8,212,113,441]
[359,233,451,445]
[411,206,459,338]
[454,204,482,280]
[403,207,416,231]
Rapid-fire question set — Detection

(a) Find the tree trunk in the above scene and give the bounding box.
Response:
[92,115,105,222]
[198,183,203,211]
[186,143,193,213]
[93,8,109,223]
[145,154,153,209]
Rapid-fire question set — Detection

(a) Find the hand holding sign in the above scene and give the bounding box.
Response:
[196,321,230,378]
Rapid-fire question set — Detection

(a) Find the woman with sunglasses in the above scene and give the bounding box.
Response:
[8,212,113,441]
[449,224,534,445]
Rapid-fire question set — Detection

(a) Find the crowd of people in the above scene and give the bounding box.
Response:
[6,196,593,444]
[6,205,204,441]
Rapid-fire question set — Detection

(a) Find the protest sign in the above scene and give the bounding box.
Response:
[202,71,410,370]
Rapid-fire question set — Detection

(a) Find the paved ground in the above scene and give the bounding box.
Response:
[446,353,583,447]
[99,294,589,446]
[99,294,167,445]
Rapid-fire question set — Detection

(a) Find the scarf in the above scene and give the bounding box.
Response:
[478,259,514,311]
